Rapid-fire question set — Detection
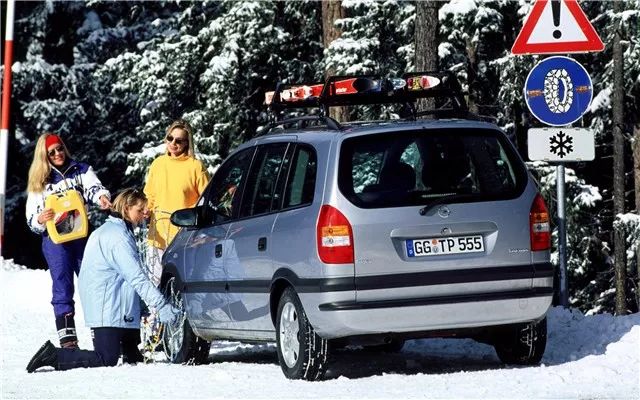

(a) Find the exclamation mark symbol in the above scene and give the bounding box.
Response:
[552,0,562,39]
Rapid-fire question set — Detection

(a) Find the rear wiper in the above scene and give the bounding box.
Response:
[419,193,478,216]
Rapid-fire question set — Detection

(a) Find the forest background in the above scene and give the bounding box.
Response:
[1,0,638,316]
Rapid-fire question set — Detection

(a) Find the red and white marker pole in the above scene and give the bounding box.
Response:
[1,0,16,257]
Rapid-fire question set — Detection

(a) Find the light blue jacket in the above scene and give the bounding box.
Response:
[79,216,166,329]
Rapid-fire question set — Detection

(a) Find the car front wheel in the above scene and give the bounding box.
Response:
[276,287,329,381]
[162,276,211,365]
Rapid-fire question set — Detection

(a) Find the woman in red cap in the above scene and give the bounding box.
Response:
[26,132,112,349]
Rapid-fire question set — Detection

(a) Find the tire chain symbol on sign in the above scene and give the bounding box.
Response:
[549,131,574,158]
[544,69,574,113]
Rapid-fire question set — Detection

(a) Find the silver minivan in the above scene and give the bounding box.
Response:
[160,73,553,380]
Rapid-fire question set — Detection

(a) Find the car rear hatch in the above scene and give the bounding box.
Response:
[337,127,538,304]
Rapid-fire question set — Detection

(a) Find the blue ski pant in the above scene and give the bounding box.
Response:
[42,235,86,317]
[57,327,142,370]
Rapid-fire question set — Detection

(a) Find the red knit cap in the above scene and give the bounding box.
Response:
[45,134,62,149]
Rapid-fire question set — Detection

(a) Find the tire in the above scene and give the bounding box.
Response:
[276,287,329,381]
[162,276,211,365]
[493,317,547,365]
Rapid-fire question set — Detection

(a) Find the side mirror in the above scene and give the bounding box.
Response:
[170,207,199,228]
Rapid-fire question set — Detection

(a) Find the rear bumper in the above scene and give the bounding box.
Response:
[302,288,552,339]
[319,287,552,311]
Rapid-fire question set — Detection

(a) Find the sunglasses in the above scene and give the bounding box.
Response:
[166,135,187,146]
[47,145,65,157]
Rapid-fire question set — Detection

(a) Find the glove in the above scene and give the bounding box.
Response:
[157,303,181,325]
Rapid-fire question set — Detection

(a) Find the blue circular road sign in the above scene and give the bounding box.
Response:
[524,56,593,127]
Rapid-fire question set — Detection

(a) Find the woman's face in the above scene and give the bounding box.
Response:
[165,128,189,157]
[126,200,148,226]
[47,143,66,167]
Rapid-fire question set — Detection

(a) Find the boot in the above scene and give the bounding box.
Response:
[26,340,58,373]
[55,313,78,349]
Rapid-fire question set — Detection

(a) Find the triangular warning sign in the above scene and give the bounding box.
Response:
[512,0,604,55]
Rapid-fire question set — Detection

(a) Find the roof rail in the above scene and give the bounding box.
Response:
[257,115,342,136]
[265,71,469,121]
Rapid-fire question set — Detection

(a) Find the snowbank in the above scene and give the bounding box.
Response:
[1,258,638,399]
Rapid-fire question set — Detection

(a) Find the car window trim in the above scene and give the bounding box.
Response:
[281,143,317,211]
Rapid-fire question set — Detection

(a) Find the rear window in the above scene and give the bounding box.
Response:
[338,129,527,208]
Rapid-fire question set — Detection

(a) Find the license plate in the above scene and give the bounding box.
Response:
[406,235,484,257]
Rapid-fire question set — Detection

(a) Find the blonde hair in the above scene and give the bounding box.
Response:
[165,119,195,157]
[111,188,147,221]
[27,133,72,193]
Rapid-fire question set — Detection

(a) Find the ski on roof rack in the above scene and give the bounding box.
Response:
[265,71,468,119]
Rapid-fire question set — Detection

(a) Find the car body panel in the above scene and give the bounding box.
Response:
[164,118,552,343]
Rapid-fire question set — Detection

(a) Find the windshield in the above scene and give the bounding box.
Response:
[338,128,527,208]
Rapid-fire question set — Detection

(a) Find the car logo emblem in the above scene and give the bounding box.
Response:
[438,206,451,218]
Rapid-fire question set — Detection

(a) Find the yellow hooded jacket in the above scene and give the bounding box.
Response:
[144,154,209,249]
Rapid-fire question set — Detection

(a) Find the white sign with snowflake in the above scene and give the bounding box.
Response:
[527,128,594,162]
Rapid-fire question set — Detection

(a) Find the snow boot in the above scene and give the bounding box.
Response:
[26,340,58,373]
[56,313,78,349]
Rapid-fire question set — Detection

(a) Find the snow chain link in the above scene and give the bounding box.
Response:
[134,209,173,364]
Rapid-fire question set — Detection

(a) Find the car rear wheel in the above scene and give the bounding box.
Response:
[162,276,211,365]
[493,317,547,365]
[276,287,329,381]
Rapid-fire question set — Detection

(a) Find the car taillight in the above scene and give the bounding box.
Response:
[316,205,354,264]
[530,194,551,251]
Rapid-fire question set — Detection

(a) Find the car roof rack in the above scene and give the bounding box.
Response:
[265,71,470,119]
[257,115,342,136]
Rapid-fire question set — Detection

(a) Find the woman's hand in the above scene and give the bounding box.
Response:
[98,195,112,210]
[37,209,54,224]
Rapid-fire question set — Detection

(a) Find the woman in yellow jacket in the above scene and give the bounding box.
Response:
[144,119,209,286]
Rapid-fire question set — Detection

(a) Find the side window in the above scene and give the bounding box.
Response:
[239,143,289,218]
[283,145,317,208]
[203,148,255,224]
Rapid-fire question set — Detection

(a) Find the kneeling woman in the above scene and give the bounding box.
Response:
[27,188,181,372]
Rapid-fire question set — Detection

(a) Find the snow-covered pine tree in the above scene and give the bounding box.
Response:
[582,0,640,312]
[528,162,608,313]
[83,3,220,184]
[439,0,511,116]
[323,0,414,120]
[4,2,120,267]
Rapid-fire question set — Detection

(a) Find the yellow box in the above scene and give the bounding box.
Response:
[45,190,88,244]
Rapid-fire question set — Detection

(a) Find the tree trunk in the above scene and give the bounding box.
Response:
[634,122,640,310]
[414,1,439,113]
[322,0,348,122]
[465,37,479,114]
[612,0,627,315]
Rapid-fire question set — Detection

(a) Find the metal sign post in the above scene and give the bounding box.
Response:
[556,164,569,307]
[1,0,16,258]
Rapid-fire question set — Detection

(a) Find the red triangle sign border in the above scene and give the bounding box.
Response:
[512,0,605,55]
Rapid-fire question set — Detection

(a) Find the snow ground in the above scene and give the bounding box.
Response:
[1,258,639,400]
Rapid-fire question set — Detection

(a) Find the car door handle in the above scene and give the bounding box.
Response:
[258,237,267,251]
[215,244,222,258]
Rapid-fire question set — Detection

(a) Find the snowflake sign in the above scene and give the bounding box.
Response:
[549,131,574,158]
[528,128,594,162]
